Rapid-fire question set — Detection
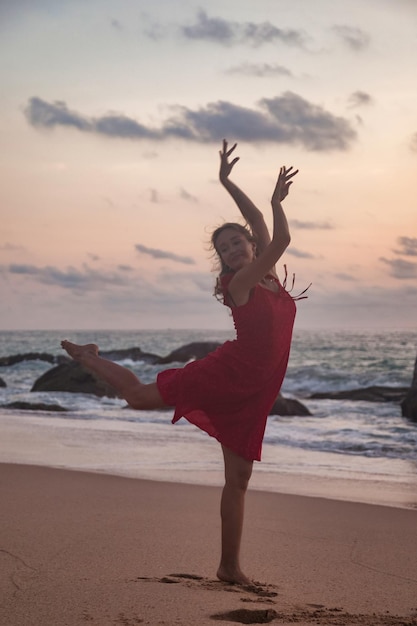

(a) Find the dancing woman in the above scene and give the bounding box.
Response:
[62,140,299,585]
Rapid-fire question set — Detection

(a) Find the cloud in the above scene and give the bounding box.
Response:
[286,247,317,259]
[25,93,357,152]
[347,91,373,108]
[334,272,357,281]
[102,196,116,210]
[142,150,158,159]
[410,132,417,153]
[290,219,333,230]
[260,93,356,150]
[149,188,159,203]
[180,10,306,48]
[332,25,370,51]
[25,97,158,139]
[0,243,25,252]
[225,62,292,78]
[135,243,195,265]
[110,18,122,30]
[158,269,212,292]
[26,98,91,131]
[181,10,234,44]
[180,187,198,202]
[380,257,417,279]
[7,263,132,291]
[393,236,417,257]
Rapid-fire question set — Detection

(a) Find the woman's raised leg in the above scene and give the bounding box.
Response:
[217,445,253,585]
[61,340,166,410]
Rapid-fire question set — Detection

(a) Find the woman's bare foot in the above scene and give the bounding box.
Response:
[61,340,99,363]
[216,565,252,586]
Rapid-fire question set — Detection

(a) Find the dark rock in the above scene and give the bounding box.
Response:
[157,341,221,364]
[99,347,160,364]
[401,389,417,422]
[31,362,119,398]
[310,385,409,403]
[0,352,57,367]
[401,352,417,422]
[269,393,311,416]
[0,377,6,388]
[3,401,67,412]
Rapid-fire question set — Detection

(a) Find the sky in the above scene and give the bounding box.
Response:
[1,0,416,332]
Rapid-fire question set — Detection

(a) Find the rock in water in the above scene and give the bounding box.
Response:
[99,347,159,363]
[270,393,311,416]
[0,352,56,366]
[4,401,67,412]
[157,341,221,364]
[401,351,417,423]
[311,386,408,403]
[31,362,119,398]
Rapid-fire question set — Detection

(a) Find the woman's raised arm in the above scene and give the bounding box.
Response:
[227,165,298,305]
[219,140,271,253]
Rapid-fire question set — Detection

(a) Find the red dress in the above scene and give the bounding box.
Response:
[157,273,296,461]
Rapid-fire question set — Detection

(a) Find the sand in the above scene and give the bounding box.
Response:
[1,463,416,626]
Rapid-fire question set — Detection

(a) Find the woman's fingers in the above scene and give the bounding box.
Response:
[221,139,238,158]
[226,143,237,157]
[280,166,299,181]
[286,168,299,179]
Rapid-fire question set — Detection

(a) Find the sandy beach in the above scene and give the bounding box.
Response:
[1,463,416,626]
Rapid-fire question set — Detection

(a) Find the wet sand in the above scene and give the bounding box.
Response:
[1,463,416,626]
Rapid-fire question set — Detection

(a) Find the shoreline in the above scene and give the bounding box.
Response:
[3,458,417,512]
[1,410,416,511]
[1,463,417,626]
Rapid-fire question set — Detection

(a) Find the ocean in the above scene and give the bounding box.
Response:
[1,328,416,509]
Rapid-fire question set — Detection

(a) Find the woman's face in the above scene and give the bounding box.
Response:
[215,228,256,271]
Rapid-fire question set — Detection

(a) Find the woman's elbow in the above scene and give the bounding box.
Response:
[272,233,290,255]
[282,232,291,248]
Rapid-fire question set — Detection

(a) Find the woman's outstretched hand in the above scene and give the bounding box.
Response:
[272,166,298,204]
[219,139,240,184]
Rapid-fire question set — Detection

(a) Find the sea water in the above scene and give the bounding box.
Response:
[0,329,416,508]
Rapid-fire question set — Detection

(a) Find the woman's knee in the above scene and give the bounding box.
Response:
[227,467,252,491]
[222,447,253,491]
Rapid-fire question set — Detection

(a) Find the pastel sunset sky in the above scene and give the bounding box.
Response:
[1,0,416,331]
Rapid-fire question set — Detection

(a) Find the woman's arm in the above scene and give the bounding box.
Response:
[228,165,298,306]
[219,140,271,253]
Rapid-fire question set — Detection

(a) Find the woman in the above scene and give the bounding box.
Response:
[61,139,299,586]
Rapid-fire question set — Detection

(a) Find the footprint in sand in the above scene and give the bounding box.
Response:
[130,575,417,625]
[210,608,278,624]
[132,572,278,602]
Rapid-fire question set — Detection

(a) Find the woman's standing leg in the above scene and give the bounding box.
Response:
[217,445,253,585]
